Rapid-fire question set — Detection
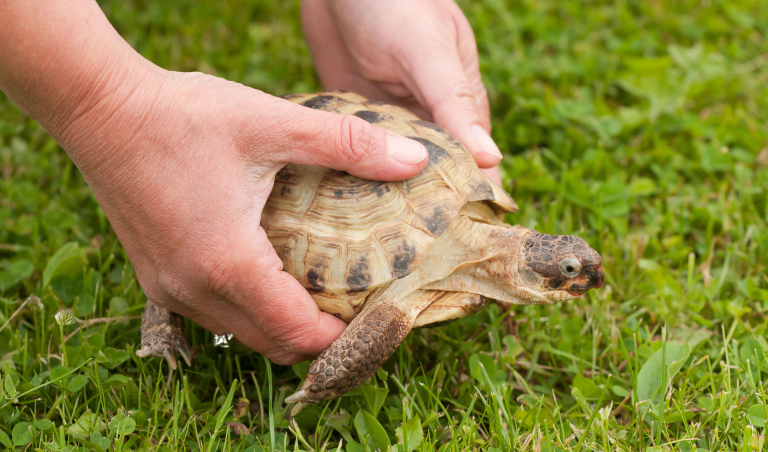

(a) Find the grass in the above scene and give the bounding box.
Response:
[1,0,767,450]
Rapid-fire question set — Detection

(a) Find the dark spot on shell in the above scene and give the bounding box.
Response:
[353,110,390,124]
[278,170,292,181]
[366,100,397,107]
[280,186,291,196]
[392,241,416,278]
[302,95,346,110]
[334,190,343,198]
[376,189,384,197]
[469,181,494,200]
[410,120,449,136]
[425,206,450,236]
[306,269,325,292]
[347,256,371,292]
[406,137,450,165]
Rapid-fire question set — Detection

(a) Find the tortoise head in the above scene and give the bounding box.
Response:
[518,232,603,303]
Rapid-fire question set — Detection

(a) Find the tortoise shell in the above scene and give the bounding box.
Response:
[261,91,517,322]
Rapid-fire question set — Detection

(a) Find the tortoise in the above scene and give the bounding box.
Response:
[135,91,604,415]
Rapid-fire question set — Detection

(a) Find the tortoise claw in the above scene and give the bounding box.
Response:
[286,390,310,416]
[163,346,177,370]
[178,343,192,367]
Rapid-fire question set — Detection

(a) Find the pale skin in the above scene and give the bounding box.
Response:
[0,0,501,364]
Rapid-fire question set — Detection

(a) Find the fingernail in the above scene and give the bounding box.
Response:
[386,132,428,165]
[471,124,503,160]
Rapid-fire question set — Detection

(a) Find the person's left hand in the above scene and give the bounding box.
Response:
[302,0,503,185]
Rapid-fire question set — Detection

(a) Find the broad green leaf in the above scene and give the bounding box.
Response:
[108,297,129,315]
[469,353,496,380]
[49,365,71,388]
[629,177,656,197]
[113,417,136,436]
[360,385,388,417]
[0,259,34,290]
[637,341,690,403]
[0,431,11,448]
[74,292,96,317]
[291,361,309,379]
[68,411,105,435]
[355,410,390,451]
[4,372,17,399]
[101,347,130,369]
[103,374,129,387]
[326,413,355,444]
[502,335,523,358]
[513,407,555,428]
[90,432,111,451]
[747,404,767,427]
[87,332,105,350]
[37,419,54,431]
[573,374,601,399]
[67,374,89,392]
[12,422,32,446]
[43,242,87,287]
[396,415,423,452]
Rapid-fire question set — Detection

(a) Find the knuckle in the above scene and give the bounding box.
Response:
[156,271,191,304]
[333,115,375,167]
[445,80,478,107]
[201,257,238,299]
[269,351,305,366]
[274,319,324,354]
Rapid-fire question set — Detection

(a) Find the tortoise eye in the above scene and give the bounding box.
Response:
[558,258,581,277]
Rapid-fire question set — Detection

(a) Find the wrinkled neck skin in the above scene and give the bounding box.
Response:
[369,215,537,317]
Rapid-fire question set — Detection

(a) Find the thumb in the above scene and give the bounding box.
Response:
[268,97,428,181]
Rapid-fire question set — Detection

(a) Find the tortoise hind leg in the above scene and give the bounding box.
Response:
[135,300,192,369]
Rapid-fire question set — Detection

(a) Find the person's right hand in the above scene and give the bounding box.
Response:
[0,0,428,364]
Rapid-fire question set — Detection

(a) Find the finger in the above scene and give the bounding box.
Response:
[206,225,348,357]
[452,5,492,130]
[480,166,502,186]
[149,268,316,364]
[249,95,428,181]
[398,24,501,168]
[179,299,311,365]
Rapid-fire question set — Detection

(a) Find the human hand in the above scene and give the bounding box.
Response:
[0,0,428,364]
[302,0,503,184]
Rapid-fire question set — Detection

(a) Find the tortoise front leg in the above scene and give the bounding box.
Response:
[135,300,192,369]
[286,303,413,416]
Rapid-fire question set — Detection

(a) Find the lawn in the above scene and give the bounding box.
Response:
[1,0,767,450]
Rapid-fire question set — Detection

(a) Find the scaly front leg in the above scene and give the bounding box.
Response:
[286,302,414,416]
[135,300,192,369]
